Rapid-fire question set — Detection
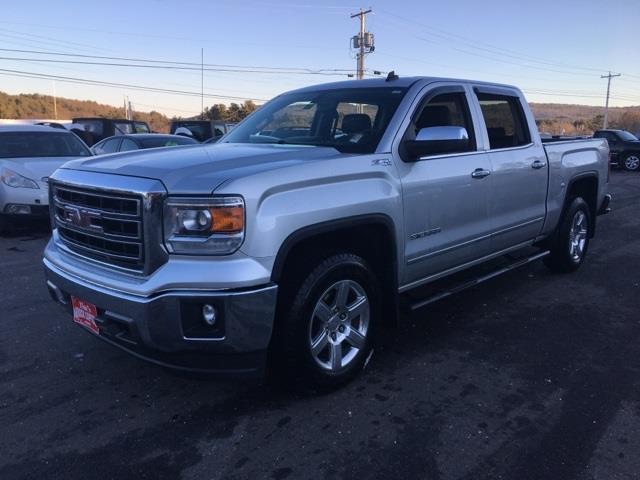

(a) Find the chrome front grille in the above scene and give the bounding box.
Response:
[53,184,145,271]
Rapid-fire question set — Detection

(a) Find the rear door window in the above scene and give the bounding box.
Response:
[119,138,139,152]
[94,138,121,154]
[476,93,531,149]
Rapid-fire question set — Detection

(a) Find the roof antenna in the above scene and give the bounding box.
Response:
[386,70,399,81]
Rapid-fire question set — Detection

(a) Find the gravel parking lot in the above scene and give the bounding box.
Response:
[1,172,638,480]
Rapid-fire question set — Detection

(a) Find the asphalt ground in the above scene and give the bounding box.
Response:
[1,171,639,480]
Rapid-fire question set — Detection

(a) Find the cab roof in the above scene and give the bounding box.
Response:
[287,76,519,94]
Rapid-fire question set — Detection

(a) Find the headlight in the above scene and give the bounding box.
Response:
[163,196,245,254]
[0,168,39,189]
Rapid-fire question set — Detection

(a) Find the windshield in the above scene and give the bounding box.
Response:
[617,130,638,141]
[0,131,91,158]
[222,87,408,154]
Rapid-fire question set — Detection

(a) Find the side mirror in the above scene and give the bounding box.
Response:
[404,126,469,160]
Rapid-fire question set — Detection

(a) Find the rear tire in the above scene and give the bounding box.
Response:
[622,153,640,172]
[272,253,380,392]
[543,197,591,273]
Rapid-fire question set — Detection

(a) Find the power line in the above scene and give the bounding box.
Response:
[0,48,363,77]
[0,54,359,76]
[0,68,269,102]
[377,10,620,78]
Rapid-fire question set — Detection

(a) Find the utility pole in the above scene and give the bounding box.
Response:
[350,8,374,80]
[201,47,204,120]
[601,71,621,129]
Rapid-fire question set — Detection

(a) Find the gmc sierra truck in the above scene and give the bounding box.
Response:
[43,76,611,390]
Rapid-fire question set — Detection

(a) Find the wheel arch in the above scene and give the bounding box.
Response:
[271,214,400,328]
[564,171,599,237]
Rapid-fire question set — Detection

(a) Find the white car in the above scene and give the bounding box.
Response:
[0,125,92,233]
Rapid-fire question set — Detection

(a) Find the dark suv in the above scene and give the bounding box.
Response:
[593,129,640,171]
[71,118,152,147]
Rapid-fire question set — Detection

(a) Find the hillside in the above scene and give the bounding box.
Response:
[1,91,639,136]
[0,91,171,132]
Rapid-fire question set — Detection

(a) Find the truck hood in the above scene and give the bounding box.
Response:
[61,143,350,193]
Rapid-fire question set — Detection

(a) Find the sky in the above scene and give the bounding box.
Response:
[0,0,639,118]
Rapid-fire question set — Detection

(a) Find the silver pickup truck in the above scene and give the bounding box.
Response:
[43,76,611,389]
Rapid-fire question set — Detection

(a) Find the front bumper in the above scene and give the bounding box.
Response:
[44,252,278,377]
[0,183,50,217]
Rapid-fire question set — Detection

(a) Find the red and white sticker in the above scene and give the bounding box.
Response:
[71,296,99,335]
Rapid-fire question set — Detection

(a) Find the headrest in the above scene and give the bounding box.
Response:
[416,105,452,129]
[342,114,372,134]
[487,127,506,138]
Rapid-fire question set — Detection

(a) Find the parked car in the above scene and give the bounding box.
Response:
[70,118,152,146]
[169,120,235,142]
[91,134,198,155]
[43,77,610,390]
[593,129,640,171]
[35,121,68,130]
[0,125,91,234]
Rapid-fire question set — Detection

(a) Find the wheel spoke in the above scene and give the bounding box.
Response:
[345,327,366,349]
[330,342,342,370]
[311,330,329,356]
[335,282,350,309]
[347,295,368,319]
[313,300,332,322]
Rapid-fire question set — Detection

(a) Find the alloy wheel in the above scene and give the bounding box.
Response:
[308,280,370,372]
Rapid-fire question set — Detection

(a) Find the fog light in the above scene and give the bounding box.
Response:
[5,204,31,214]
[202,304,217,326]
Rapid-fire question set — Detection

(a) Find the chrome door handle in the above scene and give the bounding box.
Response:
[531,160,547,169]
[471,168,491,179]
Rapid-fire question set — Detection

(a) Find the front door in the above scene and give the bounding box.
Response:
[395,85,493,287]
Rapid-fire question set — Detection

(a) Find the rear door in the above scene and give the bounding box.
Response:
[394,83,493,285]
[473,87,548,251]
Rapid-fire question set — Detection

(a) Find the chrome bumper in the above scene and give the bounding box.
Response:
[44,256,278,376]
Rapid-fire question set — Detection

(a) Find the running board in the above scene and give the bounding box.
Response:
[407,250,550,312]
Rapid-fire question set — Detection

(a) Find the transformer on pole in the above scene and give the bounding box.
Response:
[350,8,374,80]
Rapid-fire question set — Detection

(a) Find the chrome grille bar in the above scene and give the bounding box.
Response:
[52,184,145,271]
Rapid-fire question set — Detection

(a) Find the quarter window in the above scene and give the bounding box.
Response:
[477,93,531,149]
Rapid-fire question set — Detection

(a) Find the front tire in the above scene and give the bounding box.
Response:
[543,197,591,273]
[0,216,10,236]
[622,153,640,172]
[273,253,380,391]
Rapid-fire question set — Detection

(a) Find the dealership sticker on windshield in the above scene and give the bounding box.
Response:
[71,297,99,335]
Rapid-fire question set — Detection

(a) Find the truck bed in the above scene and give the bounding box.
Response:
[541,137,609,233]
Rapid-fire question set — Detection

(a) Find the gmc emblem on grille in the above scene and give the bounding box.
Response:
[63,206,102,231]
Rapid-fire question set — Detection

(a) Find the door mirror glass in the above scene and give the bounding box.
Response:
[404,126,469,160]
